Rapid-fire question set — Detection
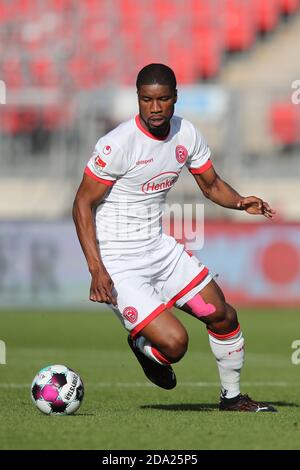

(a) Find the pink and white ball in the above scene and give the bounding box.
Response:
[31,364,84,415]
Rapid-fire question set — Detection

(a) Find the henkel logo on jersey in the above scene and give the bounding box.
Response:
[142,172,179,194]
[123,306,138,324]
[175,145,188,164]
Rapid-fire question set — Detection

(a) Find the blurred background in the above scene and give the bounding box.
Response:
[0,0,300,309]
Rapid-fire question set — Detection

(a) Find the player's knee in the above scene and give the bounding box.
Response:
[163,330,188,363]
[209,302,227,324]
[225,304,238,327]
[208,303,238,332]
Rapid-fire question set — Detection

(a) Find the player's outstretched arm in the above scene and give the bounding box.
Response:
[72,174,117,305]
[192,167,276,219]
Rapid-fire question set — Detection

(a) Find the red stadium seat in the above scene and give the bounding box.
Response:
[269,102,300,145]
[42,108,60,130]
[0,107,38,134]
[13,0,32,17]
[68,54,118,88]
[222,0,256,51]
[167,40,198,84]
[119,0,145,24]
[80,17,111,52]
[92,58,119,86]
[0,108,20,134]
[30,59,59,87]
[193,30,222,79]
[191,0,222,79]
[0,106,72,135]
[21,108,39,132]
[153,0,179,23]
[279,0,300,14]
[42,107,73,130]
[48,0,74,12]
[1,60,24,88]
[68,56,95,89]
[0,2,9,24]
[254,0,281,33]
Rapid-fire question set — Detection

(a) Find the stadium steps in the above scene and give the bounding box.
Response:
[219,11,300,86]
[0,179,73,218]
[216,11,300,156]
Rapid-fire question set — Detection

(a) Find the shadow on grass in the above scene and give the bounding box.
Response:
[269,401,300,408]
[142,401,299,412]
[141,403,218,412]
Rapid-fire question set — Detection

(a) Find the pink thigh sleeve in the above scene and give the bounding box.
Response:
[186,294,216,318]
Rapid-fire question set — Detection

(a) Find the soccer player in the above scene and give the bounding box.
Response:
[73,64,277,412]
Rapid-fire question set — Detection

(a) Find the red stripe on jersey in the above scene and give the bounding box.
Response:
[135,115,169,141]
[84,166,115,186]
[189,160,213,175]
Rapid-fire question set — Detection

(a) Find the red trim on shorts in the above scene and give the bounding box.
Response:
[135,115,169,141]
[130,268,209,339]
[166,267,209,309]
[151,347,171,365]
[84,166,115,186]
[207,324,241,340]
[130,303,167,339]
[189,160,212,174]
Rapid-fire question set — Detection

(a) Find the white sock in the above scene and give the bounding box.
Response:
[134,336,170,365]
[208,330,244,399]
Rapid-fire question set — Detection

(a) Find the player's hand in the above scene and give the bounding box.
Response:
[237,196,276,219]
[89,266,117,305]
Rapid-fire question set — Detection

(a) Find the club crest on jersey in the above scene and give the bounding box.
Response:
[123,306,138,324]
[142,172,179,194]
[103,145,112,155]
[94,155,107,168]
[175,145,188,163]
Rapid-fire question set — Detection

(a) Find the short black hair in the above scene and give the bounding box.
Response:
[136,63,177,91]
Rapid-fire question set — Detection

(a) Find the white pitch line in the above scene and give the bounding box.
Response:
[94,381,298,388]
[0,381,297,388]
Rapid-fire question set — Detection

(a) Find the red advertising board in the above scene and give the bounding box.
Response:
[171,221,300,307]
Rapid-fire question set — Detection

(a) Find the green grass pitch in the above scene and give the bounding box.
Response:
[0,308,300,450]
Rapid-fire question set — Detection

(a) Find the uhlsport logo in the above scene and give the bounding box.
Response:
[175,145,188,164]
[136,158,154,165]
[142,172,179,194]
[123,306,138,324]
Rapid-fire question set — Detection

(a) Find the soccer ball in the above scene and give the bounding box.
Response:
[31,364,84,415]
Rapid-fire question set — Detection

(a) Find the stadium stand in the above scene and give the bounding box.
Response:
[1,0,299,91]
[0,0,300,219]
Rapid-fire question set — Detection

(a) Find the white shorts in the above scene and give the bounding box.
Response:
[102,234,212,338]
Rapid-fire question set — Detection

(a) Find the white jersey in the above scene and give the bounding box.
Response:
[85,115,212,254]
